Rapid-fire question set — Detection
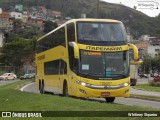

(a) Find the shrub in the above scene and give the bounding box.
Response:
[153,75,160,82]
[149,80,160,87]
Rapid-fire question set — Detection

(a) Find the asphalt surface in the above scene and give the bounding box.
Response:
[0,79,19,86]
[1,78,160,109]
[132,77,160,97]
[22,82,160,109]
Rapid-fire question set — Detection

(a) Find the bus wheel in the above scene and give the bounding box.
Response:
[40,82,45,94]
[105,97,115,103]
[63,83,69,97]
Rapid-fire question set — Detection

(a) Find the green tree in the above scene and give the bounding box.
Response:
[156,29,160,38]
[13,19,23,33]
[21,25,40,39]
[43,21,58,33]
[0,36,36,73]
[141,55,150,73]
[141,55,160,74]
[155,55,160,74]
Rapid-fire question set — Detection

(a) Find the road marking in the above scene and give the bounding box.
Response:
[20,82,34,91]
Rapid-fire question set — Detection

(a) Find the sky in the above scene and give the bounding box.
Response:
[101,0,160,17]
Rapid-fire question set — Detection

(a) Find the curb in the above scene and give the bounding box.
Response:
[131,86,160,102]
[20,82,35,91]
[132,86,148,91]
[130,95,160,102]
[132,86,160,92]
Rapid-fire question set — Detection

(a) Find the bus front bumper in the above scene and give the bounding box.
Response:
[73,84,130,98]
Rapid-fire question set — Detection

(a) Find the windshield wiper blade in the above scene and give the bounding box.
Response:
[82,73,103,77]
[110,74,127,77]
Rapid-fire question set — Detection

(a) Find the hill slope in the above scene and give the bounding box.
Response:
[0,0,160,38]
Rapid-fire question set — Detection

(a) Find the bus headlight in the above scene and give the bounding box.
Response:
[81,82,86,86]
[75,80,86,86]
[123,83,129,87]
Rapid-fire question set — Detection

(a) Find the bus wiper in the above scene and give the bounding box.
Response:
[83,73,102,77]
[110,74,127,77]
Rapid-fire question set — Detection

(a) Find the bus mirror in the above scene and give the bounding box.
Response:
[69,42,79,59]
[128,43,138,60]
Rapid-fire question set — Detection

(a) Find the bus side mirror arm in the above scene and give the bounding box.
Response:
[128,43,138,60]
[69,42,79,59]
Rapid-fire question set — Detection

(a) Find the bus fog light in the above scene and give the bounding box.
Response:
[124,89,129,93]
[79,89,86,94]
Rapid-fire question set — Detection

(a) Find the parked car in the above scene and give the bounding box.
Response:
[150,73,159,77]
[20,73,35,80]
[153,75,160,82]
[138,73,149,78]
[0,73,17,80]
[29,73,35,78]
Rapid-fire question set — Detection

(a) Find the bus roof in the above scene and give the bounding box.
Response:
[38,18,122,41]
[66,18,122,24]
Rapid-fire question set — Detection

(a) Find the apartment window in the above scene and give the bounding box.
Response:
[155,49,160,52]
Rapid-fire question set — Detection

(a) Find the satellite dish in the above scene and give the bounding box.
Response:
[0,8,2,14]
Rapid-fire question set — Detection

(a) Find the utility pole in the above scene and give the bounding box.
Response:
[96,0,99,18]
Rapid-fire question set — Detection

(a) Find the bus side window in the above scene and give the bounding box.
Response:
[60,60,67,74]
[67,23,75,42]
[68,45,78,74]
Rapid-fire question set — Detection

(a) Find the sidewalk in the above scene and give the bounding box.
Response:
[130,87,160,97]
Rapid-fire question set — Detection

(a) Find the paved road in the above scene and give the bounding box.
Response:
[22,82,160,109]
[0,79,19,86]
[133,77,160,97]
[131,87,160,97]
[1,78,159,109]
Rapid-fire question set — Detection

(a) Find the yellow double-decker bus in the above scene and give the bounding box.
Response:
[36,19,139,102]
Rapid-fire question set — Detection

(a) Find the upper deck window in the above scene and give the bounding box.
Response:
[67,23,75,42]
[77,22,127,42]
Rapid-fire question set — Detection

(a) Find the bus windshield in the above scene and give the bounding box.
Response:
[77,22,127,42]
[79,50,129,80]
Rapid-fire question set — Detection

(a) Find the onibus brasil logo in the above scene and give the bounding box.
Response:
[137,1,159,10]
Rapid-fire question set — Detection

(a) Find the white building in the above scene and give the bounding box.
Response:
[0,8,2,14]
[147,45,160,57]
[127,33,133,43]
[140,35,150,41]
[0,12,13,31]
[22,11,28,23]
[0,32,4,48]
[10,12,23,19]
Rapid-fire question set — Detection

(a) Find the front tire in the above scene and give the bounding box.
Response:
[105,97,115,103]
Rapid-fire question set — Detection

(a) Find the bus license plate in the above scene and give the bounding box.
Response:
[101,92,110,96]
